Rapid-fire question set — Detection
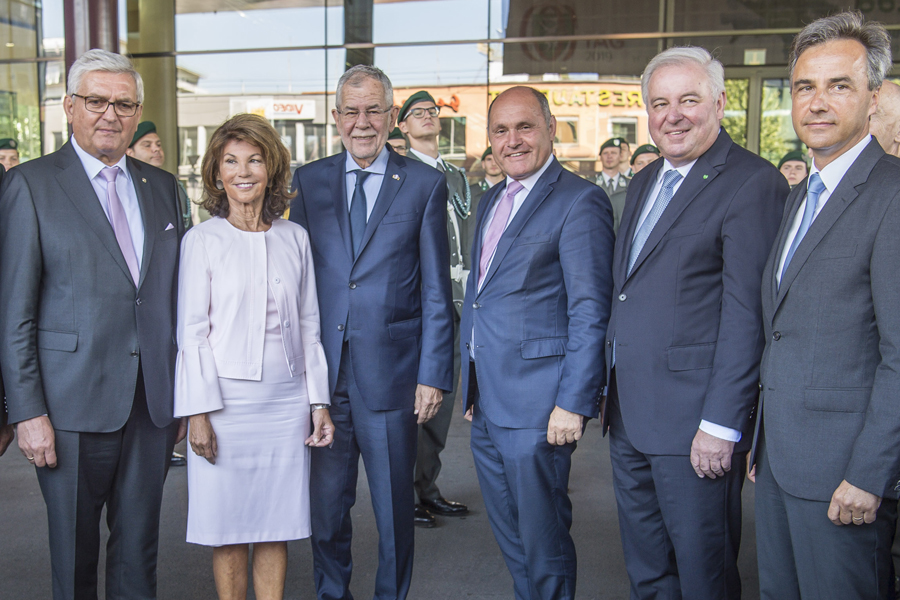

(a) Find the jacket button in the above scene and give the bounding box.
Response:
[472,302,480,309]
[759,382,763,390]
[349,282,357,289]
[607,341,611,347]
[274,277,281,284]
[337,324,345,331]
[618,294,627,301]
[130,351,138,357]
[135,298,142,306]
[772,331,781,341]
[284,321,290,328]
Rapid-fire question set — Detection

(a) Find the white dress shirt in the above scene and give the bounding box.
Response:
[174,217,330,417]
[344,146,390,220]
[71,135,145,267]
[775,135,871,285]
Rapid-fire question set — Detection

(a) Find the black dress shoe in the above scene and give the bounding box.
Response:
[170,452,187,467]
[420,497,469,517]
[414,505,436,528]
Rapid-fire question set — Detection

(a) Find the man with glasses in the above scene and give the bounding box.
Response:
[290,66,453,600]
[0,49,185,599]
[398,90,477,528]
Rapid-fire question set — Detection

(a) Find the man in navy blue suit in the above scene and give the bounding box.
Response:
[604,46,788,599]
[290,65,454,600]
[459,86,614,600]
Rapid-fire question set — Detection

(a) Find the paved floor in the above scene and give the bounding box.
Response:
[0,401,759,599]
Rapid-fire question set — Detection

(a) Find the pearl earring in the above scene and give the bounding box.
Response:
[216,180,224,190]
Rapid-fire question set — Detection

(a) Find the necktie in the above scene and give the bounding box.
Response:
[350,170,370,257]
[627,169,682,276]
[101,167,140,285]
[779,173,826,285]
[478,180,524,288]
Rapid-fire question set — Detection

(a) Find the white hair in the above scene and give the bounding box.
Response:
[66,49,144,104]
[335,65,393,109]
[641,46,725,103]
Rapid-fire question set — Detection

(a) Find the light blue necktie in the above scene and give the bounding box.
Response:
[628,169,682,276]
[779,173,826,286]
[350,170,370,257]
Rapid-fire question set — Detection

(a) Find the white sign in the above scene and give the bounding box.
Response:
[234,98,316,121]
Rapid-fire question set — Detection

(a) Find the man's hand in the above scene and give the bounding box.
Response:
[827,480,881,526]
[17,415,57,468]
[414,384,443,424]
[746,451,756,483]
[306,409,335,448]
[690,429,734,479]
[0,424,14,457]
[175,417,188,444]
[547,406,583,446]
[189,414,217,465]
[464,406,474,422]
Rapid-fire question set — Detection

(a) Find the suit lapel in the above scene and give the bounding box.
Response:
[330,153,353,261]
[774,139,884,311]
[764,183,805,309]
[470,182,502,290]
[615,162,658,287]
[476,159,561,295]
[54,144,135,287]
[625,129,732,281]
[128,158,155,290]
[356,150,403,260]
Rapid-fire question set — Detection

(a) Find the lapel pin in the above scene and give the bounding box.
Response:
[702,174,708,180]
[141,178,147,183]
[392,174,400,180]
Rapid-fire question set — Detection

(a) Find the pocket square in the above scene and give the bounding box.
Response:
[164,223,175,231]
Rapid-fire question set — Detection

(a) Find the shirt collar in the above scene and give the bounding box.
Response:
[506,154,554,193]
[409,147,444,170]
[810,134,871,194]
[71,135,130,182]
[658,157,698,183]
[345,145,389,175]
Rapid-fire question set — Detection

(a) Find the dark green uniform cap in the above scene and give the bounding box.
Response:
[399,91,436,122]
[0,138,18,151]
[630,143,660,165]
[600,137,626,152]
[130,121,157,148]
[388,127,405,141]
[778,150,807,170]
[481,147,492,161]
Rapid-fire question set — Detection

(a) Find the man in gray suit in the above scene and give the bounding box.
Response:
[751,12,900,599]
[0,49,185,599]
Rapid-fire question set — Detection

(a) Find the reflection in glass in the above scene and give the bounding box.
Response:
[439,116,467,158]
[761,78,802,165]
[722,79,749,149]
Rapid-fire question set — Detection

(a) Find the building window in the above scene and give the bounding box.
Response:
[439,117,466,158]
[179,126,200,167]
[609,118,637,145]
[555,116,579,146]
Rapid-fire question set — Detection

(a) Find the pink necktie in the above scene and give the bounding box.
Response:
[478,180,524,288]
[101,167,140,285]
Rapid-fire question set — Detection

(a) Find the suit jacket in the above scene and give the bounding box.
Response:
[604,129,788,454]
[595,171,630,234]
[460,157,614,429]
[0,142,184,431]
[755,139,900,501]
[290,149,454,410]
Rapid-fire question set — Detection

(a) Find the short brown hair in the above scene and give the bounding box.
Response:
[201,113,294,224]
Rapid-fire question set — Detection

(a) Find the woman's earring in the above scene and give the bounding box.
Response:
[215,180,224,190]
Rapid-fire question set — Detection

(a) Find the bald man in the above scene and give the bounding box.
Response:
[870,80,900,157]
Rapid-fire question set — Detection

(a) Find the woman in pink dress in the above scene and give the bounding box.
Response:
[175,113,333,600]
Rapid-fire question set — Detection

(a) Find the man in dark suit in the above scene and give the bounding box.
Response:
[459,86,614,600]
[290,65,454,600]
[398,89,475,526]
[604,46,788,599]
[750,12,900,599]
[0,49,185,599]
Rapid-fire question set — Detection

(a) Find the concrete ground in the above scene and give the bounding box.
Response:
[0,401,759,599]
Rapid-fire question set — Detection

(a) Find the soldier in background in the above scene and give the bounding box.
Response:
[595,137,631,234]
[476,146,505,192]
[630,143,660,175]
[777,150,809,189]
[387,126,408,156]
[127,121,192,231]
[0,138,20,171]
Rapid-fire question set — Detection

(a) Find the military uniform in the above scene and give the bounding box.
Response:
[595,171,630,234]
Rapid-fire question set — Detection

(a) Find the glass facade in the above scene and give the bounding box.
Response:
[1,0,898,199]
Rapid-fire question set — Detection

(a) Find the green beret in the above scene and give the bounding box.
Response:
[600,137,625,152]
[130,121,157,148]
[481,147,493,161]
[630,144,660,165]
[399,91,436,122]
[0,138,18,151]
[778,150,807,170]
[388,127,405,141]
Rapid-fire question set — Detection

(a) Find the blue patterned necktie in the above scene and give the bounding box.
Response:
[779,173,826,286]
[628,169,682,276]
[350,170,370,257]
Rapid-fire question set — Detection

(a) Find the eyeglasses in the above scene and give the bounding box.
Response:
[335,107,392,121]
[408,106,440,119]
[72,94,141,117]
